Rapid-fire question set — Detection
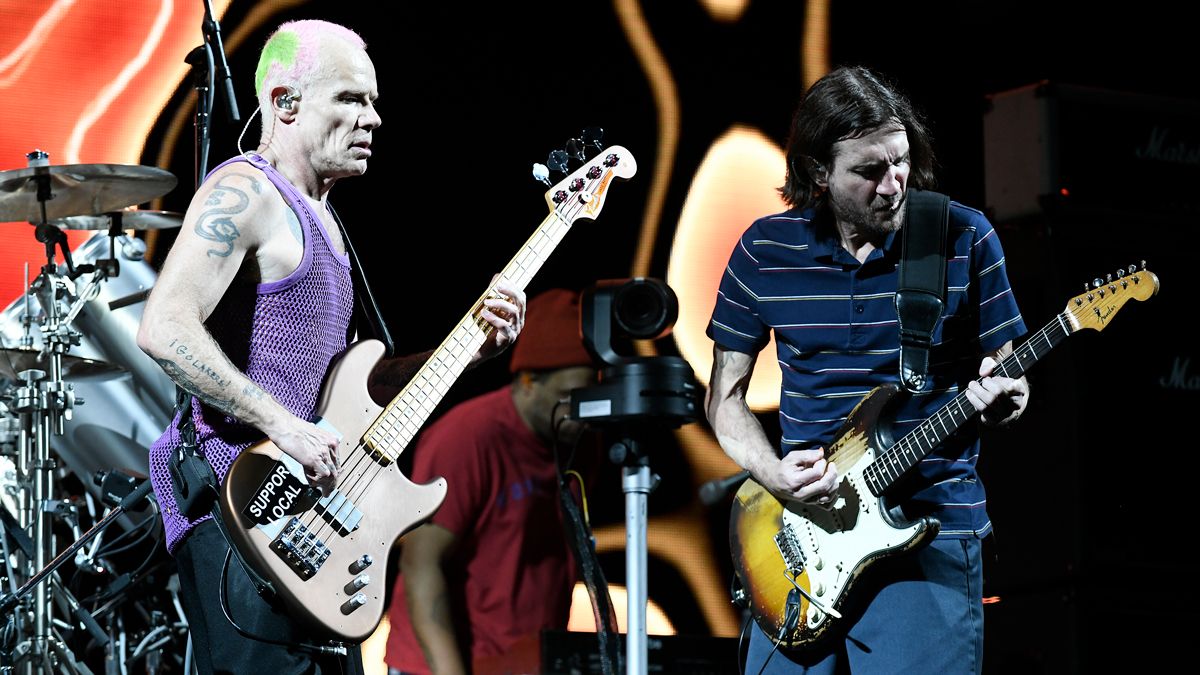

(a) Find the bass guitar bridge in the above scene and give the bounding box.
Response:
[269,517,331,579]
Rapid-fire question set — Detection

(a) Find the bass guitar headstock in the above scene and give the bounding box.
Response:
[531,127,637,226]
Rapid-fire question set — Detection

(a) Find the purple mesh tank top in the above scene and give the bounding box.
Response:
[148,154,355,553]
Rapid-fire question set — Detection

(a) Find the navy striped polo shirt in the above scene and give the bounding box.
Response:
[708,202,1026,538]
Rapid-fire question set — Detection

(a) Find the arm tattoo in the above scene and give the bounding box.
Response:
[153,357,237,413]
[153,338,250,417]
[196,175,258,257]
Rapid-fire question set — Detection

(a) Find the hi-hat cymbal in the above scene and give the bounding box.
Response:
[50,210,183,231]
[0,347,126,383]
[0,163,177,223]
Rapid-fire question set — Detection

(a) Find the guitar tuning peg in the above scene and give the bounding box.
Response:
[565,138,585,162]
[1092,278,1102,289]
[1140,260,1148,270]
[1127,264,1137,274]
[1116,268,1125,278]
[531,162,551,187]
[547,150,569,174]
[1106,273,1113,283]
[582,126,604,148]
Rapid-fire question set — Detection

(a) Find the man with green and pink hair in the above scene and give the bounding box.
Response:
[139,19,527,675]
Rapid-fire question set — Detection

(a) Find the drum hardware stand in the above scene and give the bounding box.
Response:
[0,476,149,675]
[0,481,151,619]
[6,151,94,675]
[0,150,177,675]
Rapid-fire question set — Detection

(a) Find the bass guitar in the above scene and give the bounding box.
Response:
[218,144,636,641]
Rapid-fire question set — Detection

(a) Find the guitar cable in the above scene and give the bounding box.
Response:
[737,610,752,675]
[749,589,800,675]
[217,549,348,657]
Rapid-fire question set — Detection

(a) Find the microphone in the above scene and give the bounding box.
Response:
[108,288,151,310]
[119,478,155,511]
[698,469,751,506]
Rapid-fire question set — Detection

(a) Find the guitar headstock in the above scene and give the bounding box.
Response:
[532,128,637,226]
[1064,263,1160,332]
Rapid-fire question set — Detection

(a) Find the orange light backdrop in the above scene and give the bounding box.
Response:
[0,0,231,306]
[0,0,834,654]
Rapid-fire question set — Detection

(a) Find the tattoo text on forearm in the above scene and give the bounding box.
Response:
[155,339,253,415]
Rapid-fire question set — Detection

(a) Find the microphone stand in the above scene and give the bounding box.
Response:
[0,481,155,617]
[184,44,213,189]
[203,0,239,126]
[188,0,240,188]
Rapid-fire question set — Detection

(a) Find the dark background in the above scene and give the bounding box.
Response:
[143,2,1198,672]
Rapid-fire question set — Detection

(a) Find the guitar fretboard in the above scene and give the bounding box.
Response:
[862,311,1073,496]
[360,149,630,460]
[362,212,572,457]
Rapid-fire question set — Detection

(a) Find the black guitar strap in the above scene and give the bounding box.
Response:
[328,203,395,358]
[895,188,950,394]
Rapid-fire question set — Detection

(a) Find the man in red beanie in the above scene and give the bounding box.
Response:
[385,288,598,675]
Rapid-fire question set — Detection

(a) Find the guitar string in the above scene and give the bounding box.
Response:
[295,223,546,543]
[775,279,1145,647]
[303,302,495,541]
[304,196,590,543]
[864,278,1142,493]
[293,160,615,547]
[863,302,1077,494]
[298,210,573,544]
[865,314,1063,491]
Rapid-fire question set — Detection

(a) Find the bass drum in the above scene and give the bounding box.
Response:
[0,232,174,498]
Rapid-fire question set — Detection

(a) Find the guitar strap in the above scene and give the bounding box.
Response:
[329,203,395,358]
[895,188,950,394]
[166,400,280,600]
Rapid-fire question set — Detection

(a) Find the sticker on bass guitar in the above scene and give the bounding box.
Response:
[244,459,309,525]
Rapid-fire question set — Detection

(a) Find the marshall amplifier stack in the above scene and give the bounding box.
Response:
[982,82,1198,674]
[984,80,1200,223]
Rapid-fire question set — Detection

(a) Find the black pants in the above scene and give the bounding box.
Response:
[175,520,365,675]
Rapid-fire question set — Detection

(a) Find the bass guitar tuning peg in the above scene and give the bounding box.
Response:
[547,149,569,174]
[565,138,585,162]
[582,126,604,148]
[531,162,551,187]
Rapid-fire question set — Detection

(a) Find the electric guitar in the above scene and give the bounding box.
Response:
[217,145,637,641]
[730,265,1159,650]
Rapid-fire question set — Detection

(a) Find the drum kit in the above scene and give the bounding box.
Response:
[0,151,186,674]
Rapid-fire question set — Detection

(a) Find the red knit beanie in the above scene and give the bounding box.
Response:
[508,288,594,373]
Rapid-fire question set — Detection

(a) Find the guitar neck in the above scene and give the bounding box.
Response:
[864,311,1074,495]
[362,210,574,459]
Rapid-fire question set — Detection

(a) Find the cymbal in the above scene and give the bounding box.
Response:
[0,347,126,383]
[0,163,177,223]
[50,210,183,231]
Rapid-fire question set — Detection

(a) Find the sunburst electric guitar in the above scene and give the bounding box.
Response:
[217,145,636,642]
[730,265,1159,650]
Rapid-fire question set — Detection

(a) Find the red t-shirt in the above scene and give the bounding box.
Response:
[385,385,575,672]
